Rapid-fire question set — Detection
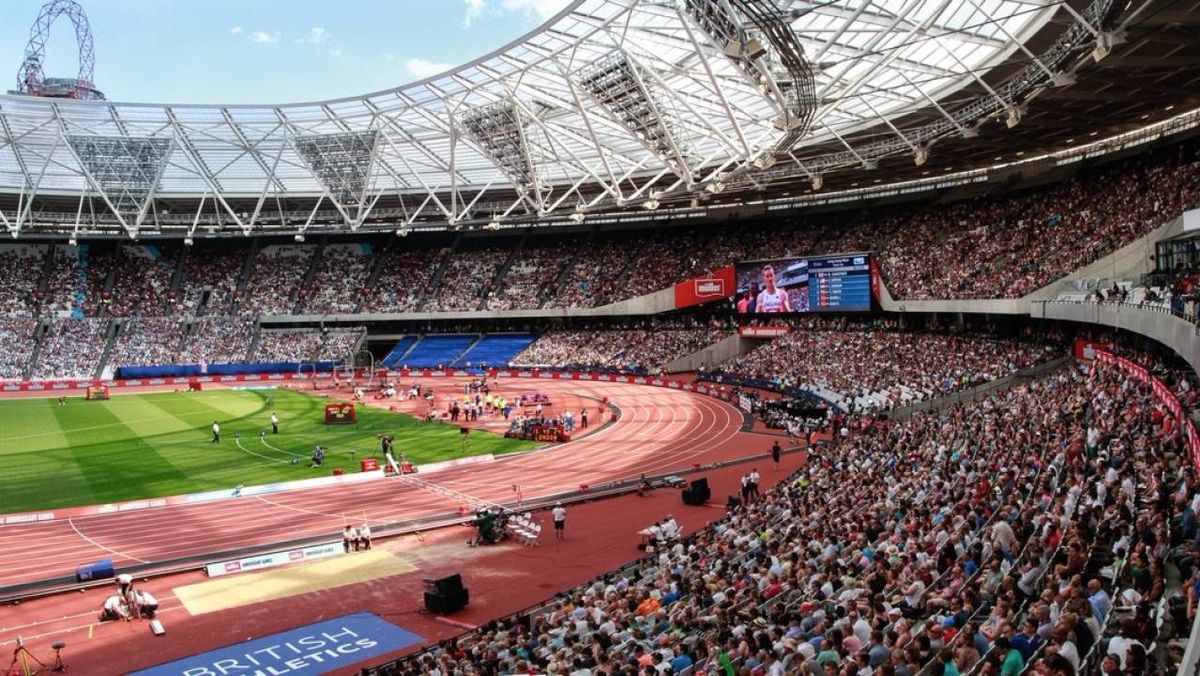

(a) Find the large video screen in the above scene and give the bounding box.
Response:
[734,254,872,314]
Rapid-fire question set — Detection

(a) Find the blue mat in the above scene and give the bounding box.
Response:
[130,611,421,675]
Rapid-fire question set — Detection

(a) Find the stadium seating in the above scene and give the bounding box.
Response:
[381,336,419,367]
[397,334,478,368]
[451,333,537,368]
[708,324,1051,413]
[512,328,731,373]
[371,361,1184,675]
[0,146,1195,324]
[0,317,37,379]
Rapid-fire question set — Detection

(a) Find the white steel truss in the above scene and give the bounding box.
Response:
[0,0,1109,235]
[64,134,171,235]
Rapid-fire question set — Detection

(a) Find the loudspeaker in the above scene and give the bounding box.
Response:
[434,573,464,595]
[424,588,469,614]
[682,477,711,505]
[425,573,469,614]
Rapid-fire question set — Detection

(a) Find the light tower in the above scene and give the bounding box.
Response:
[13,0,105,101]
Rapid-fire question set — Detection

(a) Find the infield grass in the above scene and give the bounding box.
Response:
[0,387,536,513]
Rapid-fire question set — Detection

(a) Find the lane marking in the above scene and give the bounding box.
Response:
[67,518,149,564]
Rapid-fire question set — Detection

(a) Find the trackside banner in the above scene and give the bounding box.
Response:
[1093,349,1200,469]
[205,542,343,578]
[673,265,735,309]
[130,612,422,676]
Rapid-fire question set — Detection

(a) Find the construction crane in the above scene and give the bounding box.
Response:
[14,0,104,101]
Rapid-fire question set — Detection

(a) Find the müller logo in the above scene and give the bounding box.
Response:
[694,279,725,296]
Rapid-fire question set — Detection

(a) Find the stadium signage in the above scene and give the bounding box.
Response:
[129,612,421,676]
[673,266,736,309]
[205,542,343,578]
[1093,349,1200,466]
[2,512,55,525]
[738,325,791,338]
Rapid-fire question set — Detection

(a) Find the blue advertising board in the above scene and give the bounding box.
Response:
[130,612,422,676]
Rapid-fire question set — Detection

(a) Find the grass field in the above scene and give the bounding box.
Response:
[0,388,538,514]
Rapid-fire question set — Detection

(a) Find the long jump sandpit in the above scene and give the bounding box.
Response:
[173,549,415,615]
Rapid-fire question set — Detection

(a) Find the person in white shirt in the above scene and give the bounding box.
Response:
[552,502,566,539]
[270,412,279,434]
[358,523,372,550]
[211,421,220,443]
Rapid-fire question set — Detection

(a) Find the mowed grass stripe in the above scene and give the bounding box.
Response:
[0,448,96,513]
[0,397,74,455]
[50,403,195,506]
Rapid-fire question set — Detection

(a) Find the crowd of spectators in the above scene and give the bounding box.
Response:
[108,317,187,368]
[708,324,1050,413]
[361,248,441,313]
[235,246,314,316]
[512,327,730,373]
[38,246,83,318]
[176,317,255,366]
[179,248,245,316]
[300,245,372,314]
[0,317,36,379]
[486,239,578,310]
[379,359,1191,675]
[0,245,46,317]
[880,152,1200,299]
[430,248,510,312]
[255,328,364,363]
[32,318,108,379]
[105,246,184,318]
[549,237,636,309]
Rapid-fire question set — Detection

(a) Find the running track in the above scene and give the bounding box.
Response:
[0,379,746,589]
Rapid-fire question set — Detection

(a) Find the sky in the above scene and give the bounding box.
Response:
[0,0,572,105]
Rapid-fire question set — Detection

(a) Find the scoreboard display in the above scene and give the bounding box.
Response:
[807,255,872,311]
[735,253,873,314]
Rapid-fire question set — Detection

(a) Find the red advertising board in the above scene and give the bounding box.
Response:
[1093,349,1200,468]
[324,402,357,425]
[673,266,735,309]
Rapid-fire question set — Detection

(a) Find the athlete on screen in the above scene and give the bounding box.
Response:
[755,265,792,313]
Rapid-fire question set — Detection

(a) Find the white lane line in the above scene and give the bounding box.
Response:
[67,518,149,564]
[233,436,291,464]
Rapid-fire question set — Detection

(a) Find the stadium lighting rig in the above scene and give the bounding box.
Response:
[460,102,543,210]
[580,52,693,181]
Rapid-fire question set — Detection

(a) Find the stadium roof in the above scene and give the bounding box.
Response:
[0,0,1195,237]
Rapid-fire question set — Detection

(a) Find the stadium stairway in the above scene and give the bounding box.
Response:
[399,334,478,368]
[380,335,419,368]
[451,333,538,369]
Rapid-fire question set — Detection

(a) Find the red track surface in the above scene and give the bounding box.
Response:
[0,379,746,590]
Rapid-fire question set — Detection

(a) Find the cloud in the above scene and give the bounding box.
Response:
[230,26,244,36]
[250,31,281,44]
[462,0,567,26]
[405,58,453,79]
[463,0,487,26]
[501,0,570,19]
[298,27,328,44]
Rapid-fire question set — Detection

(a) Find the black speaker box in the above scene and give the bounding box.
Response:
[435,573,464,595]
[424,588,469,614]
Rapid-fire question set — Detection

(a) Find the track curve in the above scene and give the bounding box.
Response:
[0,379,745,588]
